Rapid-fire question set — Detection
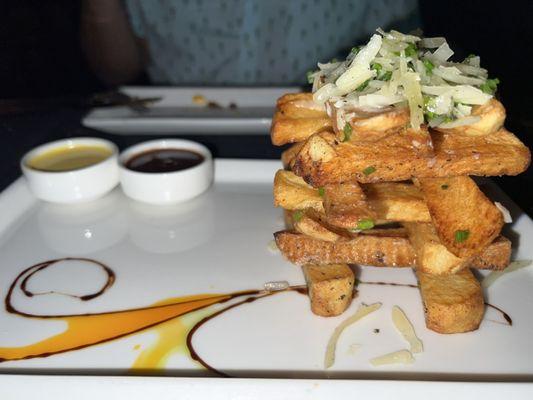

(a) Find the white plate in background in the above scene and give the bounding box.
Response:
[82,87,300,135]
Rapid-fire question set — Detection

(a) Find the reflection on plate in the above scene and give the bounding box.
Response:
[127,190,215,254]
[38,189,128,254]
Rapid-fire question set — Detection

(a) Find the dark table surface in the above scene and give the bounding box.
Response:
[1,108,532,218]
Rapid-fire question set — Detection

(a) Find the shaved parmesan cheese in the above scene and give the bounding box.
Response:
[431,42,454,63]
[494,202,512,223]
[313,83,343,104]
[267,240,279,254]
[391,306,423,353]
[324,303,381,369]
[358,93,404,108]
[401,72,424,129]
[433,66,485,85]
[263,280,289,291]
[419,37,445,48]
[482,260,532,289]
[336,34,381,93]
[422,85,492,105]
[307,29,496,127]
[370,349,414,367]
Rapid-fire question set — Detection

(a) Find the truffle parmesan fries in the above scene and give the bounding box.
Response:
[271,29,530,334]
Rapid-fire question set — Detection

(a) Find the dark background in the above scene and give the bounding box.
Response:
[0,0,531,214]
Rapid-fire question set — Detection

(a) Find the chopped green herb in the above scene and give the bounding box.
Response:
[393,51,401,56]
[480,78,500,95]
[424,111,437,121]
[356,79,371,92]
[465,53,477,61]
[356,219,375,230]
[350,46,362,55]
[380,71,392,81]
[441,184,449,190]
[454,230,470,243]
[371,62,382,73]
[318,187,325,197]
[404,43,418,58]
[306,70,315,84]
[363,166,376,176]
[443,115,453,123]
[343,123,352,141]
[293,210,304,222]
[423,59,434,75]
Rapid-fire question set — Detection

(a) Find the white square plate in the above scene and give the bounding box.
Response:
[0,160,532,398]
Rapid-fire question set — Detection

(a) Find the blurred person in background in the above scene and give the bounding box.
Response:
[80,0,420,87]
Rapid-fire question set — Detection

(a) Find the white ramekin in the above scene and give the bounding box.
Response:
[119,139,213,205]
[21,137,119,204]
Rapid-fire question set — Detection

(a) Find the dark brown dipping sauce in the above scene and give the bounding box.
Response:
[125,148,204,173]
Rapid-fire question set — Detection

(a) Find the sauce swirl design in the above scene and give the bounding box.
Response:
[0,258,512,375]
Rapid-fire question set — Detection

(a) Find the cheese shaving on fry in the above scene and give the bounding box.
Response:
[370,349,414,366]
[391,306,423,353]
[324,302,381,369]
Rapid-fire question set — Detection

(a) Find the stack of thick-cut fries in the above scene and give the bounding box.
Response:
[271,92,530,334]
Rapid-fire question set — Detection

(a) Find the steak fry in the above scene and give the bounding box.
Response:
[323,182,376,229]
[416,268,484,334]
[415,176,503,258]
[291,128,530,186]
[403,222,470,275]
[274,230,511,270]
[274,170,431,223]
[302,264,355,317]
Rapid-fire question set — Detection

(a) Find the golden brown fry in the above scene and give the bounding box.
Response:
[271,112,332,146]
[322,182,376,229]
[274,170,431,223]
[273,170,324,212]
[416,176,503,258]
[434,99,505,137]
[365,182,431,223]
[273,230,510,270]
[291,128,530,186]
[416,268,484,334]
[281,142,305,169]
[403,222,469,274]
[276,92,314,106]
[294,214,341,242]
[278,101,327,119]
[302,264,355,317]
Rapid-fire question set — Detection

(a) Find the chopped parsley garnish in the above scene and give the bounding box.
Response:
[441,184,449,190]
[363,166,376,176]
[380,70,392,81]
[371,62,382,73]
[404,43,418,58]
[356,79,371,92]
[293,210,304,222]
[423,59,434,75]
[356,218,375,230]
[318,187,325,197]
[306,70,315,84]
[454,230,470,243]
[351,46,362,55]
[343,123,352,141]
[480,78,500,95]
